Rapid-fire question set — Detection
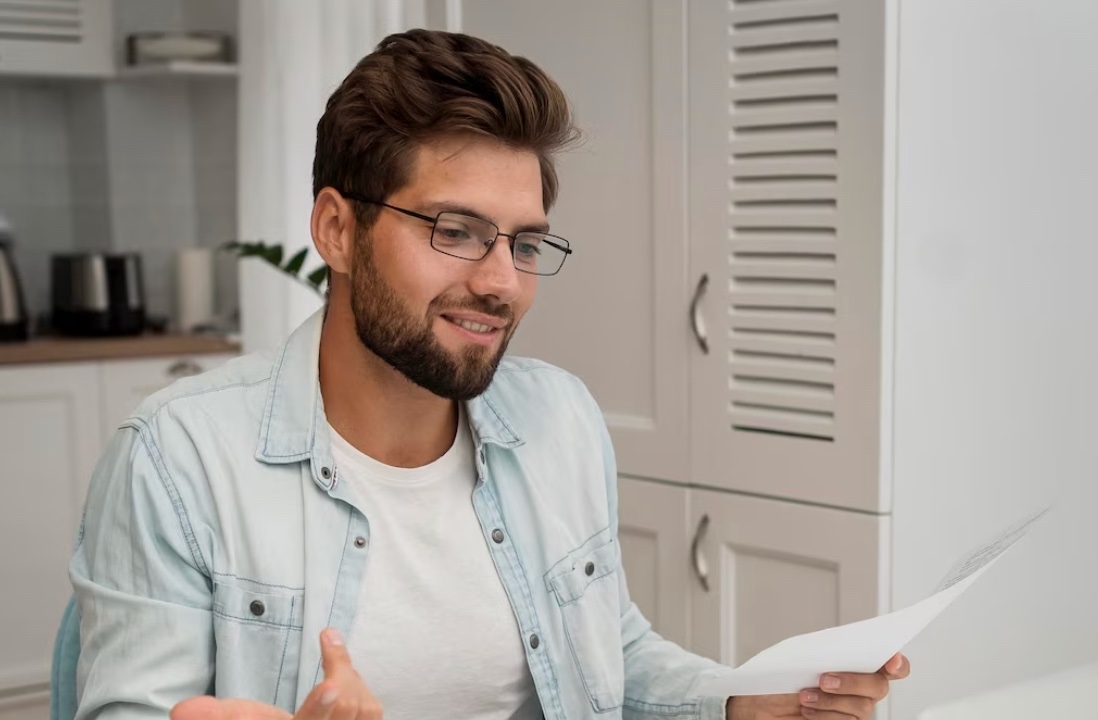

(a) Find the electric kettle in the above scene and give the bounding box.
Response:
[0,212,29,342]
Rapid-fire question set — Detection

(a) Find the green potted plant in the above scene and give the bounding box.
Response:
[223,241,328,296]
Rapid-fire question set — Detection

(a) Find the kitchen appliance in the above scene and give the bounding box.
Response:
[51,252,146,336]
[126,32,234,66]
[0,213,29,342]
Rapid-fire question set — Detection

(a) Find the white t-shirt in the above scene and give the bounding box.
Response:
[329,410,541,720]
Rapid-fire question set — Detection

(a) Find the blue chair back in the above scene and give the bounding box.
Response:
[50,596,80,720]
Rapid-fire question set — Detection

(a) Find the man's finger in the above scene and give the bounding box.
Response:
[799,688,874,719]
[880,653,911,680]
[171,697,291,720]
[320,628,354,679]
[818,671,890,701]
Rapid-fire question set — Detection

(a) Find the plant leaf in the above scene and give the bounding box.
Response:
[222,240,275,258]
[222,240,326,297]
[306,266,329,289]
[283,248,308,276]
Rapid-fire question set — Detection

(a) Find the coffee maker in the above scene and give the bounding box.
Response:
[0,212,29,342]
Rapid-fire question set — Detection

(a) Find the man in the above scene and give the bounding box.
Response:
[71,29,908,720]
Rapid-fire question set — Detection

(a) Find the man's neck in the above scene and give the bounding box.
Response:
[318,305,459,469]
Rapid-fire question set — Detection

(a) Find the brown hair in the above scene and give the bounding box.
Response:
[313,29,579,228]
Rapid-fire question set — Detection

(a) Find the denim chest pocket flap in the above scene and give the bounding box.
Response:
[213,581,304,628]
[546,529,620,604]
[546,528,624,712]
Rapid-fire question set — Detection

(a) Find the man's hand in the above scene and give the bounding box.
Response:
[726,653,911,719]
[170,629,382,720]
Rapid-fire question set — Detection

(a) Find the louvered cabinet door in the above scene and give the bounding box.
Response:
[0,0,113,77]
[688,0,889,511]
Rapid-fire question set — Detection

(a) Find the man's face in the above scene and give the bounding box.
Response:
[349,136,543,400]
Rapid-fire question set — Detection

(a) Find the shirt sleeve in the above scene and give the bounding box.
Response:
[582,385,736,720]
[70,424,215,720]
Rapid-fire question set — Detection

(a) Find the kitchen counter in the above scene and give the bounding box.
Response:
[0,333,242,366]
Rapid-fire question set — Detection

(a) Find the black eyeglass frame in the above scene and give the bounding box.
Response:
[339,192,573,276]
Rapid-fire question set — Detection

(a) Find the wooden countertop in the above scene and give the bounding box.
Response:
[0,333,242,366]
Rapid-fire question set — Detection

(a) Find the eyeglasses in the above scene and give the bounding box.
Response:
[340,192,573,276]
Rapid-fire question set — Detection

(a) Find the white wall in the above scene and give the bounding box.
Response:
[236,0,429,353]
[890,1,1098,717]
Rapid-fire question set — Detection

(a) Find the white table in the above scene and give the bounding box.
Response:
[917,662,1098,719]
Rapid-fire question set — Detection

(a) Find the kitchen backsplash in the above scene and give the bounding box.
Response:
[0,75,238,330]
[0,82,76,322]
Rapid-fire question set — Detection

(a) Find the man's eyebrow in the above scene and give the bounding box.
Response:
[421,201,551,234]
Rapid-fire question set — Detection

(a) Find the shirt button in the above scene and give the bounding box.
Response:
[354,536,366,548]
[585,561,595,576]
[320,466,332,480]
[249,600,265,617]
[529,634,540,650]
[478,448,486,464]
[491,529,505,544]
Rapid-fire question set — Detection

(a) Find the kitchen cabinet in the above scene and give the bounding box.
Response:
[0,0,114,78]
[0,350,235,720]
[0,363,101,720]
[686,488,885,667]
[458,1,1098,718]
[619,478,885,670]
[617,477,690,648]
[463,0,691,485]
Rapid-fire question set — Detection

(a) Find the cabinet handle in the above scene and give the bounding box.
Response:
[167,359,204,379]
[690,274,709,354]
[691,513,711,592]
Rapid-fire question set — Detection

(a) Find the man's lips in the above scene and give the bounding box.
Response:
[439,311,510,331]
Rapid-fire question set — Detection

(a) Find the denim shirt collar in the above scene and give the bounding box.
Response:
[255,309,523,485]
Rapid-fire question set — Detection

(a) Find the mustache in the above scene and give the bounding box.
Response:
[430,296,514,323]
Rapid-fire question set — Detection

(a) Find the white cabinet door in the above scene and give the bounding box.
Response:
[0,0,113,78]
[688,489,886,667]
[617,476,690,647]
[462,0,692,484]
[687,0,890,512]
[0,363,101,696]
[99,353,236,443]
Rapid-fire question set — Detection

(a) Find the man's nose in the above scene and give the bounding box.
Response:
[468,237,523,303]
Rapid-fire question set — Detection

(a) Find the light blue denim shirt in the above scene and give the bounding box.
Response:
[70,310,735,720]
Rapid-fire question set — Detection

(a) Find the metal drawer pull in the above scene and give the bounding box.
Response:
[690,273,709,354]
[691,513,710,592]
[167,360,204,378]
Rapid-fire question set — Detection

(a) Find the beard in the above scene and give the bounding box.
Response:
[349,238,516,401]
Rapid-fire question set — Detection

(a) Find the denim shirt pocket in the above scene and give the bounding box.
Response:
[546,528,625,713]
[212,579,305,710]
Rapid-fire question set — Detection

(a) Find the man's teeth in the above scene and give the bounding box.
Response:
[453,318,493,333]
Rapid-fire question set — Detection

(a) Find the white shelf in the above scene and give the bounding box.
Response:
[115,61,238,79]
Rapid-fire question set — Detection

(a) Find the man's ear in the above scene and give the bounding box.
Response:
[311,187,357,275]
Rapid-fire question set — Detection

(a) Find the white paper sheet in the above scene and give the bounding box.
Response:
[694,507,1050,698]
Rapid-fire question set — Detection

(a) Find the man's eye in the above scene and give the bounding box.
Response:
[516,242,542,257]
[437,227,473,241]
